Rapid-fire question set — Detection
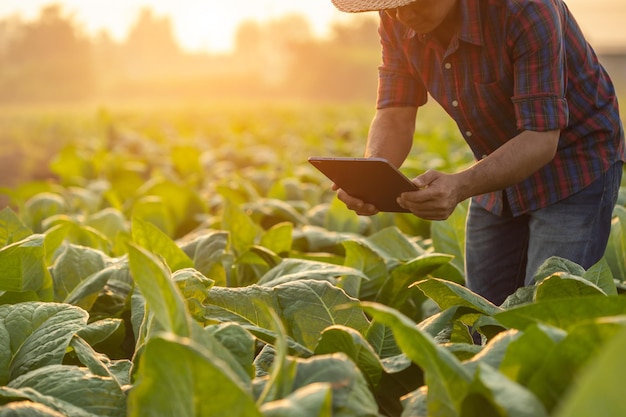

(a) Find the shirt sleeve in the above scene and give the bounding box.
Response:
[508,0,569,132]
[376,12,428,109]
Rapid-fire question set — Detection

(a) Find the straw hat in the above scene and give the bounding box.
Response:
[331,0,418,13]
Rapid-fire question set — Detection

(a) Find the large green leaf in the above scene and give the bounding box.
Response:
[137,178,206,238]
[260,383,333,417]
[430,202,467,272]
[260,222,294,255]
[221,200,263,256]
[324,196,369,234]
[288,353,379,416]
[315,325,384,387]
[258,258,368,288]
[0,303,88,385]
[378,254,454,311]
[51,244,109,302]
[413,278,502,325]
[493,296,626,331]
[0,207,32,248]
[64,259,131,311]
[341,240,388,301]
[362,302,471,417]
[582,257,618,295]
[131,217,194,272]
[127,334,262,417]
[534,273,606,300]
[179,230,231,286]
[553,326,626,417]
[204,285,279,330]
[276,280,370,350]
[498,324,567,386]
[0,401,67,416]
[0,386,93,417]
[525,318,626,412]
[0,235,51,296]
[8,364,124,417]
[127,243,191,338]
[461,363,548,417]
[362,226,424,262]
[22,193,66,233]
[205,322,256,379]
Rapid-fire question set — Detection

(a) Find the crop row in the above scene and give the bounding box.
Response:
[1,106,626,416]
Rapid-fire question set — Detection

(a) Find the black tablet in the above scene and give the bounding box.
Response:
[308,156,418,213]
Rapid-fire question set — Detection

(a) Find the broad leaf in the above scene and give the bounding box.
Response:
[127,334,262,417]
[493,296,626,331]
[341,240,388,300]
[0,235,51,295]
[0,207,32,248]
[553,326,626,417]
[378,254,454,310]
[430,203,467,272]
[260,383,333,417]
[582,257,617,295]
[0,302,88,385]
[363,226,424,262]
[131,217,194,272]
[315,325,384,387]
[526,318,626,412]
[289,353,379,416]
[413,278,502,324]
[127,243,191,338]
[461,363,548,417]
[51,244,109,302]
[258,258,368,288]
[534,273,606,300]
[362,302,471,417]
[276,280,370,350]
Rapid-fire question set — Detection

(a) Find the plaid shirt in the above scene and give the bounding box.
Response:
[377,0,625,216]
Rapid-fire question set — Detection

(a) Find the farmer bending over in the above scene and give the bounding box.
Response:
[330,0,625,305]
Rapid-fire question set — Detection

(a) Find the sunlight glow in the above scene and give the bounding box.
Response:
[0,0,624,52]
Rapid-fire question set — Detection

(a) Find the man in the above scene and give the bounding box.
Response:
[330,0,625,305]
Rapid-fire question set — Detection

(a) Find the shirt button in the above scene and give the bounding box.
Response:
[465,131,472,137]
[452,100,459,107]
[444,62,452,70]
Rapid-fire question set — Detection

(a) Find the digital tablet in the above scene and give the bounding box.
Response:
[308,156,419,213]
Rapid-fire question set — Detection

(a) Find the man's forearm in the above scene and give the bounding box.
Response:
[453,129,560,202]
[364,107,418,167]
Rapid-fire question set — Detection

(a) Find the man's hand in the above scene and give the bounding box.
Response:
[397,170,461,220]
[332,183,380,216]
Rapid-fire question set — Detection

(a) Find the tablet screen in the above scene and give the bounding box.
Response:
[308,157,418,213]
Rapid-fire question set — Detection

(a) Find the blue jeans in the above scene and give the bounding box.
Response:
[465,162,623,305]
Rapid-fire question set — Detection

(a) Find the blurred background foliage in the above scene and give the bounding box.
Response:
[0,4,381,103]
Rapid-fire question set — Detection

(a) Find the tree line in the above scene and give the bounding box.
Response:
[0,5,382,103]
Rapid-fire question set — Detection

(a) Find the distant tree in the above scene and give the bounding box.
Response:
[0,5,95,102]
[283,15,380,100]
[120,8,183,79]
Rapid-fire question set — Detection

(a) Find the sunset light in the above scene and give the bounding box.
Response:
[1,0,624,53]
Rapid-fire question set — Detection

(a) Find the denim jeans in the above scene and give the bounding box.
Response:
[465,161,623,305]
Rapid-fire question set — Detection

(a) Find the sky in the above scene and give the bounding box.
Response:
[0,0,624,53]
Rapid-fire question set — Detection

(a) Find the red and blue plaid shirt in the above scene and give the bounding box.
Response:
[377,0,625,216]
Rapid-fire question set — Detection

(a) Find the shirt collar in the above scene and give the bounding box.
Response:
[460,0,484,46]
[402,0,484,46]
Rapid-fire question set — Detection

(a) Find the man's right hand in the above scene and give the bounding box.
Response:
[332,183,380,216]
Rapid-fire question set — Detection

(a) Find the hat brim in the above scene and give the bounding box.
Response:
[331,0,417,13]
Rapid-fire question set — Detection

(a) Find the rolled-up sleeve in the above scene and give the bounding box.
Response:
[376,12,428,109]
[509,0,569,132]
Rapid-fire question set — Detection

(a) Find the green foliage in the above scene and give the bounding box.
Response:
[0,105,625,416]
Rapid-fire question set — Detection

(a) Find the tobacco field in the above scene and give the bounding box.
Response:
[1,102,626,417]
